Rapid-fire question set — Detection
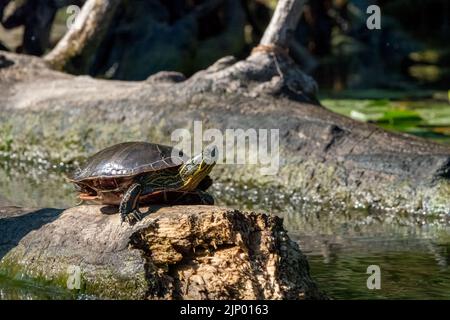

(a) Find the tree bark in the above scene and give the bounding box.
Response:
[0,205,324,300]
[44,0,121,72]
[259,0,307,48]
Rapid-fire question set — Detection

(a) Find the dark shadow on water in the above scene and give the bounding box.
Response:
[0,207,63,259]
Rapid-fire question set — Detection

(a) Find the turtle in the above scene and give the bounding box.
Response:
[70,142,217,223]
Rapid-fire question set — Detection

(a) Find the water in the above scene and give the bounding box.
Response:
[217,185,450,299]
[0,274,76,300]
[1,164,450,300]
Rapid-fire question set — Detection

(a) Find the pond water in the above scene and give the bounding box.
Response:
[1,98,450,300]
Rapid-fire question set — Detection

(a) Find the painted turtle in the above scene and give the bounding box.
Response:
[70,142,217,223]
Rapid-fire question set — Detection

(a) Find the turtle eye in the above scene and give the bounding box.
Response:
[208,146,218,161]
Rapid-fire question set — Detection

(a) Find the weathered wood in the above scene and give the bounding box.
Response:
[259,0,307,48]
[44,0,121,71]
[1,50,449,214]
[0,205,324,300]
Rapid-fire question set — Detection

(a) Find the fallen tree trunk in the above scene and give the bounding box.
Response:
[0,50,449,214]
[0,205,324,300]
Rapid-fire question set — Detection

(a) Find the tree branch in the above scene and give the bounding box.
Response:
[44,0,120,71]
[259,0,307,49]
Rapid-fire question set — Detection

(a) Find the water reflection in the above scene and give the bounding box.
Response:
[0,274,75,300]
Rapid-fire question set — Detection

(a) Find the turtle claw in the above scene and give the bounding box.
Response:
[120,210,142,225]
[120,214,126,225]
[131,210,143,222]
[75,199,85,206]
[119,183,143,225]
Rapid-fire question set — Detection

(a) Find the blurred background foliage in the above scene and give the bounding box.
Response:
[0,0,448,87]
[0,0,449,141]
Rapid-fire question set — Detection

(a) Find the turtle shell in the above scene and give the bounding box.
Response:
[71,142,186,182]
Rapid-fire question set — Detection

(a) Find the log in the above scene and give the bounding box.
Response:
[0,205,324,300]
[0,50,449,214]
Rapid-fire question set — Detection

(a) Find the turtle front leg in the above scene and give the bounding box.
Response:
[173,190,215,205]
[119,183,143,224]
[196,190,215,205]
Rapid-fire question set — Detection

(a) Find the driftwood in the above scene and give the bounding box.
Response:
[0,205,324,299]
[1,48,450,214]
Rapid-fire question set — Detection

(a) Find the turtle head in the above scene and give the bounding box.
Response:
[179,145,217,189]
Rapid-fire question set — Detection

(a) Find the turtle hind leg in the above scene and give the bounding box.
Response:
[119,183,143,224]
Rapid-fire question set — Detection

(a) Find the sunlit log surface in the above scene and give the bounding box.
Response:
[0,205,324,299]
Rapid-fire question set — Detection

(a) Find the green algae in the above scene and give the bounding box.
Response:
[0,246,149,300]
